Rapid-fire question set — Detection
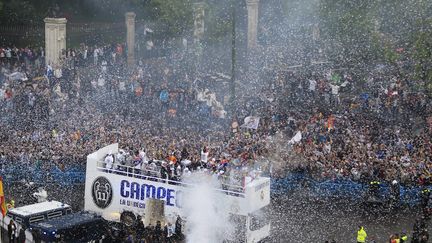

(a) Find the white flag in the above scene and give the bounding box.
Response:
[7,72,27,81]
[289,131,302,144]
[241,116,260,130]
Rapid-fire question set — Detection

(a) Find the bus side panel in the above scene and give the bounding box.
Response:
[84,144,251,221]
[84,144,118,215]
[85,168,183,220]
[245,178,271,213]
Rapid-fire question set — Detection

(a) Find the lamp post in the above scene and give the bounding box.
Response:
[230,1,237,110]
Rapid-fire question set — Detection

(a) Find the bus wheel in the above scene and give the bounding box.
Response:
[120,211,136,227]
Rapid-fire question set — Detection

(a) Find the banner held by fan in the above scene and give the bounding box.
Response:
[240,116,260,130]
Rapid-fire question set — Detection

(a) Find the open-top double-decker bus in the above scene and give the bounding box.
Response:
[84,143,270,243]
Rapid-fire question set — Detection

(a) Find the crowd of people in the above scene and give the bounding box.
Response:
[0,39,431,192]
[260,67,432,187]
[110,216,184,243]
[0,43,265,193]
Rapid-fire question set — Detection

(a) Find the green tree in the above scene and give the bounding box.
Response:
[0,0,36,24]
[407,0,432,95]
[412,20,432,95]
[146,0,194,37]
[318,0,379,65]
[204,0,234,42]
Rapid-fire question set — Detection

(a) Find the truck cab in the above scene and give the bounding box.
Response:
[30,211,108,242]
[1,201,72,242]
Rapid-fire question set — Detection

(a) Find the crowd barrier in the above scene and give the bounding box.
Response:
[0,164,425,206]
[271,172,423,207]
[0,163,85,186]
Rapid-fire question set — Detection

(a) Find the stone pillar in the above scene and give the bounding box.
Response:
[44,18,67,66]
[125,12,136,66]
[246,0,260,49]
[193,2,205,43]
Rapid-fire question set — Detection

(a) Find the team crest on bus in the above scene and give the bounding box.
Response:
[92,176,113,209]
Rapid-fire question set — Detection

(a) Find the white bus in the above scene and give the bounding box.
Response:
[84,143,271,243]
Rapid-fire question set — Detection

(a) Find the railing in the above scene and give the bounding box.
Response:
[0,22,127,38]
[97,161,246,197]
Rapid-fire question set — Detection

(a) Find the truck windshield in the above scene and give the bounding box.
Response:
[57,220,107,241]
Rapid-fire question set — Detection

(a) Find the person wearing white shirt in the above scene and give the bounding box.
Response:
[93,48,99,65]
[105,153,114,172]
[329,83,340,95]
[309,79,316,92]
[33,188,48,203]
[111,51,116,63]
[138,67,144,78]
[54,66,62,79]
[166,222,175,239]
[308,79,317,99]
[5,48,11,58]
[116,149,126,163]
[0,86,5,101]
[118,79,126,91]
[329,83,340,106]
[83,47,88,60]
[200,146,209,167]
[182,168,192,178]
[46,64,53,76]
[101,60,107,73]
[97,75,105,94]
[139,149,148,164]
[323,142,332,154]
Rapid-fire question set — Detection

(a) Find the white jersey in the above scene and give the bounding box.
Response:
[101,61,107,72]
[200,150,209,163]
[139,150,148,164]
[119,81,126,91]
[97,76,105,87]
[105,155,114,169]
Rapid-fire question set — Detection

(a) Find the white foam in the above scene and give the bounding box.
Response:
[182,172,234,243]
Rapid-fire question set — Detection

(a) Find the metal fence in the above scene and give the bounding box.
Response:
[0,163,425,206]
[0,163,85,186]
[0,22,126,37]
[271,172,423,207]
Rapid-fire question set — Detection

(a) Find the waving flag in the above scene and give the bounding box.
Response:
[0,177,6,217]
[288,131,302,145]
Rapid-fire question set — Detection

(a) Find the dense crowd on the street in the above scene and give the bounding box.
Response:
[275,70,432,186]
[0,42,431,189]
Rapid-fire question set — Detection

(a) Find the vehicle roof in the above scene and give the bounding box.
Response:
[31,212,103,231]
[9,201,71,217]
